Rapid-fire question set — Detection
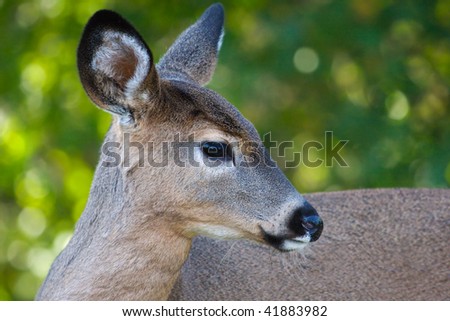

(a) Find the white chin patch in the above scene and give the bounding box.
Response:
[280,235,311,252]
[292,234,311,243]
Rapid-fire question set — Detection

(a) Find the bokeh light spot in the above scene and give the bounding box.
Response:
[16,2,41,28]
[17,207,47,238]
[27,247,55,278]
[23,170,49,200]
[386,91,410,120]
[294,47,320,74]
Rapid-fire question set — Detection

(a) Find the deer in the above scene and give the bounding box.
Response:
[36,4,450,301]
[36,4,324,300]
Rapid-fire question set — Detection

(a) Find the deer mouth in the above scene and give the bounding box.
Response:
[260,230,313,252]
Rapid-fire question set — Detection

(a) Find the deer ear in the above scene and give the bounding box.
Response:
[157,3,224,86]
[77,10,159,125]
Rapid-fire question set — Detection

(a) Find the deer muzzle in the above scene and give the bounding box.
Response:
[262,201,323,251]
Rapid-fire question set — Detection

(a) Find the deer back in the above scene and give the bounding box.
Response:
[170,188,450,300]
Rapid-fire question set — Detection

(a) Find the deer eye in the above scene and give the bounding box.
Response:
[201,141,232,160]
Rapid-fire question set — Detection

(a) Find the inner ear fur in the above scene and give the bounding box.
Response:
[77,10,159,124]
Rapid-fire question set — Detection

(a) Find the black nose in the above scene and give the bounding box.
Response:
[288,201,323,242]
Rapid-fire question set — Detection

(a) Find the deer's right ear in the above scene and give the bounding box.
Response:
[77,10,159,125]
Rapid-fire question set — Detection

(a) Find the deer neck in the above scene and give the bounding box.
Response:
[51,128,192,300]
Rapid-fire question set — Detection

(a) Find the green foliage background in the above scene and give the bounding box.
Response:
[0,0,449,300]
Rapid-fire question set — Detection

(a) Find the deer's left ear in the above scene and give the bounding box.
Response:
[77,10,159,125]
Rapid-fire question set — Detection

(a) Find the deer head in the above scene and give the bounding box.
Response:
[77,3,322,251]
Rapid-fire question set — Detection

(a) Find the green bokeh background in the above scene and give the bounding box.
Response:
[0,0,449,300]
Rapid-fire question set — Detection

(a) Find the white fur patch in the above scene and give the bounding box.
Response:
[292,234,311,243]
[92,31,150,99]
[217,28,225,52]
[281,239,309,252]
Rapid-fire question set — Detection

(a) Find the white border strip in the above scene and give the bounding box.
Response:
[0,301,447,321]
